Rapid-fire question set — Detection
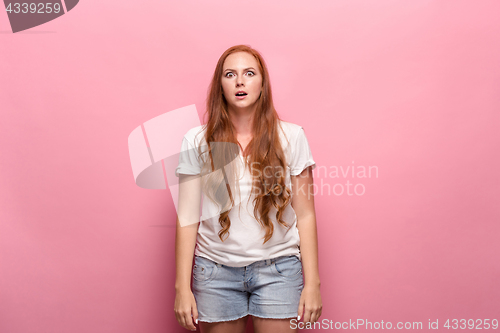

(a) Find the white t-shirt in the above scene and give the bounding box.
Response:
[175,120,316,267]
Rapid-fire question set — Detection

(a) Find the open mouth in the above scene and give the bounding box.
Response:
[236,92,247,96]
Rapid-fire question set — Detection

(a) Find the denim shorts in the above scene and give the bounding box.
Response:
[192,254,304,323]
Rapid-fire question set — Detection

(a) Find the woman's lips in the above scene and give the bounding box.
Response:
[236,94,247,100]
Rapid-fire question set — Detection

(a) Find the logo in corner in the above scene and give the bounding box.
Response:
[4,0,79,33]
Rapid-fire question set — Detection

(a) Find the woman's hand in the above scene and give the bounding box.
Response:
[297,283,323,324]
[174,287,198,331]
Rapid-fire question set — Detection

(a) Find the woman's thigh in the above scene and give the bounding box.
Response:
[199,315,249,333]
[252,316,297,333]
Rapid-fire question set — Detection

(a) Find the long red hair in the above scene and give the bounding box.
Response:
[197,44,292,244]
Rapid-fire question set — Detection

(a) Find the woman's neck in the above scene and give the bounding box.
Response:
[229,107,255,137]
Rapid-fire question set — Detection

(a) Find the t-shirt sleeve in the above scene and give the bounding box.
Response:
[289,127,316,176]
[175,135,202,177]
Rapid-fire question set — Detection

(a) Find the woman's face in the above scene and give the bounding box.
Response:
[221,51,263,112]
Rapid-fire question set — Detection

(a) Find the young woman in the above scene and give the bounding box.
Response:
[174,45,322,333]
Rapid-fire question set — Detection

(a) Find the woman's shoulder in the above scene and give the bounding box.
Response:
[183,124,208,146]
[278,120,304,139]
[277,120,305,154]
[184,124,206,137]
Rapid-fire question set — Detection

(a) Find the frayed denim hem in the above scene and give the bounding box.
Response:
[197,312,249,323]
[248,312,298,320]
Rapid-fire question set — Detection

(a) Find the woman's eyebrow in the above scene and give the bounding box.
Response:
[223,67,256,72]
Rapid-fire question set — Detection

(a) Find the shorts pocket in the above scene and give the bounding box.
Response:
[193,256,218,284]
[271,255,302,279]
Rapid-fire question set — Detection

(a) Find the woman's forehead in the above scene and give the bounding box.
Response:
[223,52,259,70]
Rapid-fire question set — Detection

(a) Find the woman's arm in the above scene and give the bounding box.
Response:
[174,174,201,330]
[292,166,320,287]
[291,166,322,323]
[174,217,198,291]
[175,173,201,290]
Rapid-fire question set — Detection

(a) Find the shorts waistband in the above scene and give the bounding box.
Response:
[218,257,273,268]
[196,254,297,268]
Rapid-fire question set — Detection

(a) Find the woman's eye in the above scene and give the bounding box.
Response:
[225,71,255,78]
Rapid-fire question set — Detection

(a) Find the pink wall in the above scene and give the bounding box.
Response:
[1,1,499,332]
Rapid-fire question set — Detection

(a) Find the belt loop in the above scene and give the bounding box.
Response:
[265,258,272,266]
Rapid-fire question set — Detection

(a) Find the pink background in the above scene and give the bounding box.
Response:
[1,1,499,332]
